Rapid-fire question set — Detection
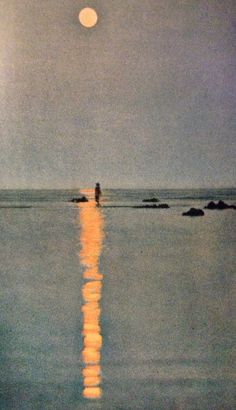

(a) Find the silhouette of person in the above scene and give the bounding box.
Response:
[95,182,101,206]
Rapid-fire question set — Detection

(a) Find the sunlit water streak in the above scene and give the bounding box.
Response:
[78,189,104,399]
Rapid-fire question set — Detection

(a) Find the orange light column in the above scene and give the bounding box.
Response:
[78,190,104,399]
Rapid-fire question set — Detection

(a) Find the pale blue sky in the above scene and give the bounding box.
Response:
[0,0,235,188]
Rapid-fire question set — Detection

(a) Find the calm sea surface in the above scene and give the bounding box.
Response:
[0,189,235,409]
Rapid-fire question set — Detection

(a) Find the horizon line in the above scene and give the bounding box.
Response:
[0,186,236,191]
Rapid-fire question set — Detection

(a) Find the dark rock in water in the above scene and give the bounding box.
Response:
[70,196,88,203]
[182,208,204,217]
[157,203,169,209]
[134,204,158,209]
[204,200,236,210]
[142,198,159,203]
[217,200,230,209]
[133,203,169,209]
[217,200,236,209]
[204,201,217,209]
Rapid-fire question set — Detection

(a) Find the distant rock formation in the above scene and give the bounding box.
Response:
[142,198,159,203]
[133,203,169,209]
[182,208,204,217]
[70,196,88,203]
[133,205,158,209]
[204,200,236,210]
[157,203,169,209]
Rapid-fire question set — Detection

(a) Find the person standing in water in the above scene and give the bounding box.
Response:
[95,182,102,206]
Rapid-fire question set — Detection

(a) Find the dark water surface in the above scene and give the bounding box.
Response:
[0,189,235,409]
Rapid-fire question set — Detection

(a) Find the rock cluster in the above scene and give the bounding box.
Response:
[204,200,236,210]
[182,200,236,217]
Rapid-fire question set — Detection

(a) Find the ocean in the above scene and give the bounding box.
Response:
[0,188,235,409]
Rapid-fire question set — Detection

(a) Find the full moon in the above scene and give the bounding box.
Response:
[79,7,98,28]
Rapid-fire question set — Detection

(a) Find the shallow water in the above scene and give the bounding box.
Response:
[0,189,235,409]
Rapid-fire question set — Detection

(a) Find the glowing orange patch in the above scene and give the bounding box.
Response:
[83,387,101,399]
[82,348,100,364]
[82,365,101,378]
[84,333,102,349]
[84,376,100,386]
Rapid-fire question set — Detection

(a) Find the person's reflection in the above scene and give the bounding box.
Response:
[78,190,104,399]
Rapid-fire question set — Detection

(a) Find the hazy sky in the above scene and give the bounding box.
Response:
[0,0,235,188]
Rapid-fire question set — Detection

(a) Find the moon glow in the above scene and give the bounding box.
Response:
[79,8,98,28]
